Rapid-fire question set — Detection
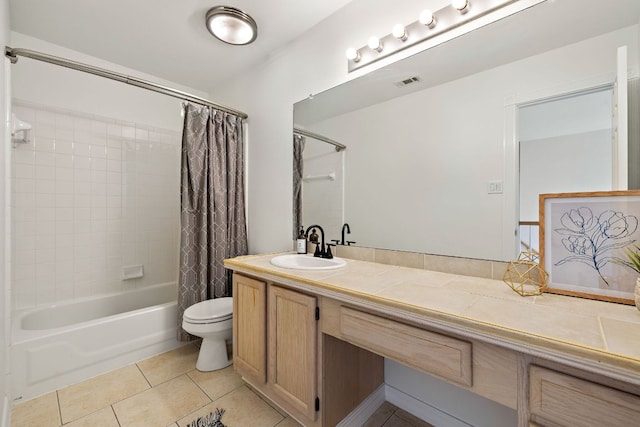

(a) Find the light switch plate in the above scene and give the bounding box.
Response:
[487,181,503,194]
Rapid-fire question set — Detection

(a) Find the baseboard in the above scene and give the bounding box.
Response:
[1,395,10,427]
[336,384,386,427]
[385,385,472,427]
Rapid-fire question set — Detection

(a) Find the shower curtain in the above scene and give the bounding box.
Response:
[293,134,306,238]
[178,103,248,341]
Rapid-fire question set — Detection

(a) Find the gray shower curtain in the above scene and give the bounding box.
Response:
[178,103,248,341]
[293,134,306,239]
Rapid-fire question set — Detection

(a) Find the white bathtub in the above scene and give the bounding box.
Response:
[11,282,182,402]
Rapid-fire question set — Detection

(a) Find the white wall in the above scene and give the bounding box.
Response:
[1,0,10,422]
[302,139,344,243]
[213,0,453,255]
[9,32,206,131]
[213,1,639,423]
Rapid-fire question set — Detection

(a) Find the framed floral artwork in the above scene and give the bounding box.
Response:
[539,190,640,304]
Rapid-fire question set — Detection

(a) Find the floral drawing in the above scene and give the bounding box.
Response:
[554,207,638,285]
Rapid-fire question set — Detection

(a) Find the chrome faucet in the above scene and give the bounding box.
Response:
[305,224,333,259]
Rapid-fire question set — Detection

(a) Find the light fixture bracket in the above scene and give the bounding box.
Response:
[347,0,530,72]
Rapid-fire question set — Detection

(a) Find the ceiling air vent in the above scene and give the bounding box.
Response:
[394,76,421,87]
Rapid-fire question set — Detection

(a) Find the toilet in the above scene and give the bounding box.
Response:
[182,297,233,371]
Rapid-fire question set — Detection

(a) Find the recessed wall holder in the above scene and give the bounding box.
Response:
[347,0,532,72]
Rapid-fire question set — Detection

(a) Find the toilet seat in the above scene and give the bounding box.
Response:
[183,297,233,324]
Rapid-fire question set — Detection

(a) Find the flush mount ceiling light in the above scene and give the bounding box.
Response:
[345,0,530,72]
[205,6,257,45]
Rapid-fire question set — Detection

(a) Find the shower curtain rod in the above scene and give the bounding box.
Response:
[4,46,249,119]
[294,127,346,152]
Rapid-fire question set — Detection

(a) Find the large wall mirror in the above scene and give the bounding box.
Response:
[293,0,640,262]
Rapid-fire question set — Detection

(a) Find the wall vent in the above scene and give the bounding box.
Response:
[394,76,421,87]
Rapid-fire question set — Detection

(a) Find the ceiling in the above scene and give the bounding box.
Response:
[8,0,354,93]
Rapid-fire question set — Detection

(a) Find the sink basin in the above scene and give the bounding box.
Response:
[270,254,347,270]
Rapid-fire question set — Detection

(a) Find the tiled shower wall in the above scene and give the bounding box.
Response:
[10,101,181,310]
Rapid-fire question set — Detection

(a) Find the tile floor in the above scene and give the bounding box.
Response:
[10,343,433,427]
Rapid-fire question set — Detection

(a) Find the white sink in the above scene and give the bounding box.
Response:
[270,254,346,270]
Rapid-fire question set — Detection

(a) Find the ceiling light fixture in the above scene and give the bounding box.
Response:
[345,47,361,62]
[346,0,524,72]
[392,24,408,42]
[368,36,384,52]
[452,0,470,13]
[419,10,437,29]
[205,6,258,45]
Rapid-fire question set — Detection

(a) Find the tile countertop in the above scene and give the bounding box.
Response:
[224,253,640,383]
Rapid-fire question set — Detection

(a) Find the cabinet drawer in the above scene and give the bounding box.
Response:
[339,306,472,386]
[529,365,640,427]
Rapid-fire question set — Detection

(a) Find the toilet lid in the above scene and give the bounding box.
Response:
[184,297,233,323]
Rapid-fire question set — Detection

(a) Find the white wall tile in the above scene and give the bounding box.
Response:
[55,167,74,182]
[55,139,73,154]
[34,208,54,224]
[55,153,74,169]
[35,151,55,167]
[12,104,180,309]
[91,145,107,158]
[55,113,74,129]
[36,179,55,194]
[73,142,91,157]
[74,156,91,170]
[55,128,74,141]
[35,137,56,153]
[13,150,35,165]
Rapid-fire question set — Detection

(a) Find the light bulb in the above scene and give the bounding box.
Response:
[368,36,383,52]
[419,9,436,28]
[392,24,408,41]
[345,47,361,62]
[451,0,469,12]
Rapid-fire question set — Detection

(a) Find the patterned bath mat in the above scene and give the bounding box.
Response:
[186,408,226,427]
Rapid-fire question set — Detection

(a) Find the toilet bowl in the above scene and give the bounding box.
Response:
[182,297,233,371]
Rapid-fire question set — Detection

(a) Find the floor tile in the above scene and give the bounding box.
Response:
[394,408,434,427]
[11,392,61,427]
[187,365,244,401]
[58,364,150,423]
[275,417,303,426]
[64,407,119,427]
[177,386,283,427]
[137,343,200,386]
[383,414,415,427]
[363,401,397,427]
[112,375,210,426]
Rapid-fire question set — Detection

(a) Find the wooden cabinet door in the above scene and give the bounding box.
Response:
[233,274,267,384]
[268,285,318,421]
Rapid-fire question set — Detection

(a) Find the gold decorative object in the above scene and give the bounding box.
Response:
[503,251,549,297]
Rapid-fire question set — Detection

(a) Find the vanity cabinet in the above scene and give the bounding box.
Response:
[232,274,321,426]
[226,256,640,427]
[529,365,640,427]
[268,285,318,422]
[232,274,267,384]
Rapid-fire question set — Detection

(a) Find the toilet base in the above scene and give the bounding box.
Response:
[196,337,232,371]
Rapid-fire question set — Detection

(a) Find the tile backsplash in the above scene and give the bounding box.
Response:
[11,101,181,310]
[333,245,509,281]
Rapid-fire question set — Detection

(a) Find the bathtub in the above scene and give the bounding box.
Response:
[11,282,182,402]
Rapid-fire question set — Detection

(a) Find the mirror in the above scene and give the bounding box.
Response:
[294,0,640,261]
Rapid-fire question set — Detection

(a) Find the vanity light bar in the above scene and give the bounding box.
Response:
[346,0,521,72]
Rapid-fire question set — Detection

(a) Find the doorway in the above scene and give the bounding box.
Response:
[518,86,615,253]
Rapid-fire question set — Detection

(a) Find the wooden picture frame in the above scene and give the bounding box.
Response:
[539,190,640,304]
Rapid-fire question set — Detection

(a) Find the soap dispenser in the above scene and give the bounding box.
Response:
[296,227,307,254]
